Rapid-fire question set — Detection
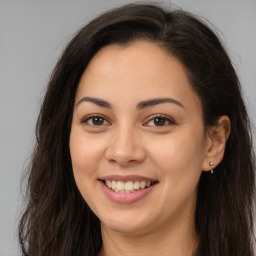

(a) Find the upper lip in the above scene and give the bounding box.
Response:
[98,175,158,183]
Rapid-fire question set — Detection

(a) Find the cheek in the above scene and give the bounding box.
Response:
[69,129,105,175]
[148,130,206,215]
[148,129,206,181]
[69,130,104,207]
[69,128,105,207]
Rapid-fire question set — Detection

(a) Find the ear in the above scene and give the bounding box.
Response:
[202,116,231,172]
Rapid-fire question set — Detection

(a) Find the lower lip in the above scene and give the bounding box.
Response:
[100,181,156,204]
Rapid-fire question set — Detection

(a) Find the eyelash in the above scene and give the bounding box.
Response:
[81,114,176,127]
[81,114,110,127]
[144,114,177,127]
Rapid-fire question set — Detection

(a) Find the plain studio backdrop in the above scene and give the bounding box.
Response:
[0,0,255,255]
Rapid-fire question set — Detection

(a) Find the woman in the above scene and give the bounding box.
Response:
[19,3,255,256]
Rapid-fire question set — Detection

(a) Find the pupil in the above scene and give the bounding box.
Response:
[93,117,104,125]
[154,118,165,126]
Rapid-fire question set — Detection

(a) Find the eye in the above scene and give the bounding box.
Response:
[82,115,110,127]
[145,115,176,127]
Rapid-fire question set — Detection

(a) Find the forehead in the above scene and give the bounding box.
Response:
[75,40,201,113]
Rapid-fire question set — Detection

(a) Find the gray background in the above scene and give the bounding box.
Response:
[0,0,255,255]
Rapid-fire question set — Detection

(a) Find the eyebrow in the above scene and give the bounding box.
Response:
[76,97,184,109]
[136,97,184,109]
[76,97,112,108]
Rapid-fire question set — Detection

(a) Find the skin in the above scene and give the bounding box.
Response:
[69,40,230,256]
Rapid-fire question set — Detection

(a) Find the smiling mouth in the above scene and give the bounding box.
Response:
[100,180,158,193]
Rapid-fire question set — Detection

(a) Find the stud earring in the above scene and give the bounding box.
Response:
[209,161,214,174]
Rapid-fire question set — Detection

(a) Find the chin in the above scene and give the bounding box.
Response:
[102,220,150,234]
[99,209,157,235]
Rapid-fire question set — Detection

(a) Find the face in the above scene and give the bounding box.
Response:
[70,41,211,235]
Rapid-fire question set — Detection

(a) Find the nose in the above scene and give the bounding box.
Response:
[105,125,146,167]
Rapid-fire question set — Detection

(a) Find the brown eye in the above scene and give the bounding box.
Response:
[145,115,176,127]
[153,117,167,126]
[92,116,104,125]
[82,115,109,126]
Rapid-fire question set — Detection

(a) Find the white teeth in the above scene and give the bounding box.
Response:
[111,181,117,189]
[124,181,133,190]
[106,180,112,188]
[116,181,124,190]
[104,180,154,193]
[134,181,140,189]
[140,181,146,189]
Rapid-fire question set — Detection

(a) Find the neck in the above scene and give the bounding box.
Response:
[98,212,198,256]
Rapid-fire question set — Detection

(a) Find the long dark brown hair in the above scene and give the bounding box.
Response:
[19,2,255,256]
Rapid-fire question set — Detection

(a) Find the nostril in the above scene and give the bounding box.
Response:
[108,158,139,167]
[109,159,116,164]
[105,137,146,166]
